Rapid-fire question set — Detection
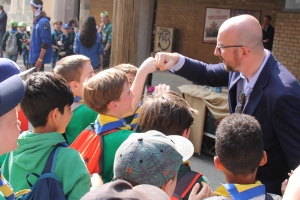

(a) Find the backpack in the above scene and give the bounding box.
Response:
[6,31,18,55]
[18,143,68,200]
[171,171,203,200]
[70,119,122,175]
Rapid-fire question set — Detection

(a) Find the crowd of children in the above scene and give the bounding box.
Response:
[0,3,299,200]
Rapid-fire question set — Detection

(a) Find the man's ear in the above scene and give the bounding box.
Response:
[214,156,223,171]
[259,151,267,166]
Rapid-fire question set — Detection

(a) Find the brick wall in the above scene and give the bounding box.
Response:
[156,0,283,63]
[90,0,114,26]
[273,13,300,82]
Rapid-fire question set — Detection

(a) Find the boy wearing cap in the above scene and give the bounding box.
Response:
[57,23,74,60]
[51,20,62,69]
[0,74,25,199]
[54,55,97,144]
[2,72,90,199]
[2,20,22,62]
[74,57,157,183]
[98,11,112,69]
[204,113,281,199]
[138,91,210,200]
[113,130,212,200]
[18,22,30,70]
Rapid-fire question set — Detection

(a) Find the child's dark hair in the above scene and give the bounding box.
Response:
[21,72,73,128]
[215,113,263,175]
[139,91,196,135]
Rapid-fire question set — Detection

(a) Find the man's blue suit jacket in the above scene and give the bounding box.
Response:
[174,53,300,195]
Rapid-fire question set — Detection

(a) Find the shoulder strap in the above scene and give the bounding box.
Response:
[92,121,119,176]
[42,143,68,174]
[172,171,202,200]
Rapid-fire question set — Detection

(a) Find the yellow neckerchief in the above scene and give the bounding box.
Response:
[0,173,15,200]
[98,114,132,130]
[129,105,141,130]
[214,180,264,197]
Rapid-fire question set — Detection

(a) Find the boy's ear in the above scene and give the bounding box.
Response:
[214,156,223,171]
[107,101,118,110]
[182,128,190,139]
[259,151,267,166]
[49,108,59,123]
[69,81,78,91]
[161,178,175,197]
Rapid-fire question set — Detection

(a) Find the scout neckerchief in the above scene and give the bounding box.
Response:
[97,114,132,134]
[72,96,83,112]
[0,171,15,200]
[214,181,266,200]
[128,102,141,130]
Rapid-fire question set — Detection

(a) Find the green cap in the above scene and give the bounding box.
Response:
[10,20,18,27]
[18,22,27,27]
[100,11,109,17]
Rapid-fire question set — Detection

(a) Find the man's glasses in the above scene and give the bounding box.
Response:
[216,44,244,54]
[235,91,246,113]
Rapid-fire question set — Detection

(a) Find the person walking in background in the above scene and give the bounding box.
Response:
[98,11,112,69]
[18,22,30,70]
[262,15,274,52]
[0,5,7,58]
[22,0,52,71]
[51,20,62,70]
[57,23,74,60]
[73,15,103,70]
[2,20,22,62]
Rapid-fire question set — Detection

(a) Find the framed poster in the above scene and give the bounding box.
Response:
[282,0,300,12]
[234,10,261,22]
[203,8,231,43]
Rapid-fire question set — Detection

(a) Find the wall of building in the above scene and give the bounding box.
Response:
[155,0,283,63]
[273,13,300,82]
[90,0,114,26]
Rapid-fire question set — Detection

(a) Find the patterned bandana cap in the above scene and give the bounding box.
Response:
[114,130,194,188]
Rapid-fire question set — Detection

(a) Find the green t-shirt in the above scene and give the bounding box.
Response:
[65,103,98,144]
[102,21,112,53]
[102,129,134,183]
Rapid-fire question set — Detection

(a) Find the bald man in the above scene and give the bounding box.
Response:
[154,14,300,195]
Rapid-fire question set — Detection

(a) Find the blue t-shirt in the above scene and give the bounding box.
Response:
[73,32,103,69]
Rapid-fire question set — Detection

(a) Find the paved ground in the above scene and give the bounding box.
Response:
[15,57,225,189]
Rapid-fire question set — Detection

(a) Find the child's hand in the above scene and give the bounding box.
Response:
[139,57,157,74]
[281,169,294,195]
[90,173,103,189]
[22,38,29,45]
[154,84,170,95]
[188,182,214,200]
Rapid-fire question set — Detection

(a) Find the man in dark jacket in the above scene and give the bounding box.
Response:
[262,15,275,52]
[0,5,7,58]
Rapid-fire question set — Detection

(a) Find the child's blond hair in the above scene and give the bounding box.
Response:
[83,68,128,114]
[54,55,90,82]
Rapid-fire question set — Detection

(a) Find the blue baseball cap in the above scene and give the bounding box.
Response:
[0,58,20,82]
[0,75,25,116]
[63,23,71,29]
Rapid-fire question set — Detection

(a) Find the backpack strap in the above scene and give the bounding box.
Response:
[172,171,202,200]
[25,143,67,188]
[42,142,68,174]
